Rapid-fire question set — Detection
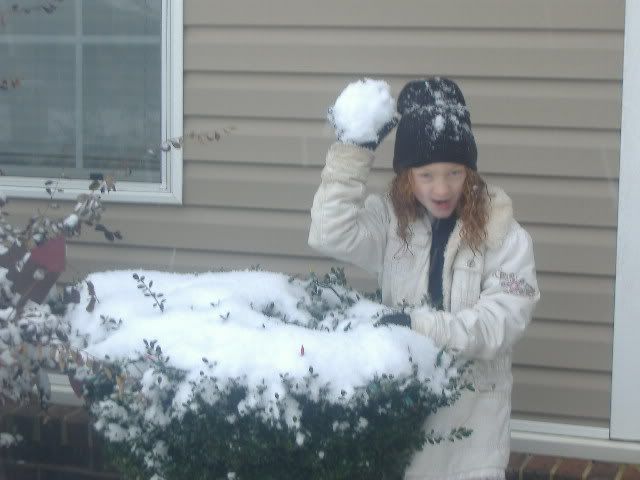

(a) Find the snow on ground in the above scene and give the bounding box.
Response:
[66,270,453,414]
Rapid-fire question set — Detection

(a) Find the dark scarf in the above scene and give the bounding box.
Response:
[428,214,458,310]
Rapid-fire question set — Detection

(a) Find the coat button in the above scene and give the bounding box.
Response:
[468,259,475,267]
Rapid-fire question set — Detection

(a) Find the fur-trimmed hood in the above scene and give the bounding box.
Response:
[435,184,515,267]
[484,184,515,250]
[440,184,515,311]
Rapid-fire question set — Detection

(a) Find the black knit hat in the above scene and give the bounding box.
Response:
[392,77,477,174]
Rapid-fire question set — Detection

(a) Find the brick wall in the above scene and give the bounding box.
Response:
[0,405,118,480]
[508,452,640,480]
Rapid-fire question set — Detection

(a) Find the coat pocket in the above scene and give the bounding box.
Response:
[470,357,512,394]
[388,232,429,276]
[451,260,483,311]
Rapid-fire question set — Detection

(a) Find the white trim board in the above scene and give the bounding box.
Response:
[512,421,640,464]
[611,0,640,441]
[166,0,184,206]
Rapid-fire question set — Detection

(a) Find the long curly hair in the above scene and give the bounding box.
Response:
[389,167,490,252]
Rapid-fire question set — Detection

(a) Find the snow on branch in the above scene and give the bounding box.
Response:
[0,181,119,446]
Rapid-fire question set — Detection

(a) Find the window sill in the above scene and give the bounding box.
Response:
[1,183,182,205]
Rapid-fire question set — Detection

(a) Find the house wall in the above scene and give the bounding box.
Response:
[10,0,624,429]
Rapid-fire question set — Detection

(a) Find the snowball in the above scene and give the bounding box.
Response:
[330,78,396,144]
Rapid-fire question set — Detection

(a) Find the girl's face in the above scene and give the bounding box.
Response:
[410,162,467,218]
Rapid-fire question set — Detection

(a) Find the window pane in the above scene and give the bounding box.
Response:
[0,44,76,175]
[83,0,162,36]
[0,0,162,183]
[0,0,75,35]
[84,44,161,183]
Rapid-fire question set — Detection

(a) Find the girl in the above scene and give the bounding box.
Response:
[308,77,540,480]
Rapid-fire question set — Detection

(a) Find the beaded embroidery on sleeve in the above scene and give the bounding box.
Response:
[494,271,536,298]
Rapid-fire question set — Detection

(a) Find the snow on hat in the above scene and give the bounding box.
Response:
[392,77,477,174]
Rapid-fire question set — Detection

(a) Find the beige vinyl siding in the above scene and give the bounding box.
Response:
[31,1,622,427]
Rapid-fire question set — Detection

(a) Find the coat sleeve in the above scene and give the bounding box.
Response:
[410,223,540,360]
[308,142,390,275]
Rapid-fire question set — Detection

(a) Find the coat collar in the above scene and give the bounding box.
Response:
[484,184,514,250]
[434,184,514,253]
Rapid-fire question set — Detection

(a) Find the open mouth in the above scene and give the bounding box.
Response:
[433,200,451,209]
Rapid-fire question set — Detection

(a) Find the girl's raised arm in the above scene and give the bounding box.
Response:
[308,142,390,274]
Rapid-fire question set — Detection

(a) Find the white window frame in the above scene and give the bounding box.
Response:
[610,0,640,442]
[0,0,183,205]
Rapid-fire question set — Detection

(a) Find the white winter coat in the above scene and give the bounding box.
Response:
[308,143,540,480]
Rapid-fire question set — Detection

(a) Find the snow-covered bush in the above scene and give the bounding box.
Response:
[0,186,117,444]
[67,268,473,480]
